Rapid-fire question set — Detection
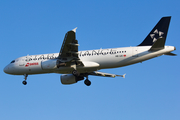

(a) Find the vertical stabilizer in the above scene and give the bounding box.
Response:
[138,17,171,46]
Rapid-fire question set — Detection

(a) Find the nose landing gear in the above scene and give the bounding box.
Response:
[22,81,27,85]
[22,74,28,85]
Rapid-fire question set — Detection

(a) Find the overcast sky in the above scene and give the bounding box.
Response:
[0,0,179,120]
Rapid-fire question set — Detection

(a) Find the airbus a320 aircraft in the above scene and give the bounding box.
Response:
[4,16,176,86]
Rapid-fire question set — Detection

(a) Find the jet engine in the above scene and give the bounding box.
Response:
[61,74,84,85]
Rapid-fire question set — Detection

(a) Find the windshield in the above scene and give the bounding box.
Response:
[10,60,15,63]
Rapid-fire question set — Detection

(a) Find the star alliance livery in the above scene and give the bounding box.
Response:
[4,16,176,86]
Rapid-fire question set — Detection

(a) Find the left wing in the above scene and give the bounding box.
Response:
[89,71,126,78]
[57,28,83,67]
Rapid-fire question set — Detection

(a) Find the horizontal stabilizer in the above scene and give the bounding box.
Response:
[164,52,177,56]
[149,38,165,51]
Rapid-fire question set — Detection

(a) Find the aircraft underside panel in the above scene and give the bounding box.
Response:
[41,60,57,70]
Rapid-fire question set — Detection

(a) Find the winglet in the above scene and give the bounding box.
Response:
[122,74,126,78]
[72,27,77,33]
[116,73,126,78]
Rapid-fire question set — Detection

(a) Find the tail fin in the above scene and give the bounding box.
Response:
[138,16,171,46]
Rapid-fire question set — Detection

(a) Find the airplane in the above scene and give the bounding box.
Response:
[3,16,176,86]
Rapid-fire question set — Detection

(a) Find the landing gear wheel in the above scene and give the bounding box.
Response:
[72,70,79,77]
[22,74,28,85]
[84,79,91,86]
[22,81,27,85]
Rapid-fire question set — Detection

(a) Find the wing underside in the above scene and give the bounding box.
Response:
[58,28,83,67]
[89,71,126,78]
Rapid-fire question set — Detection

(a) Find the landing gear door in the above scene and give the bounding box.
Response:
[132,47,138,57]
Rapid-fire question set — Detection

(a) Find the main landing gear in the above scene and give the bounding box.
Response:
[72,70,91,86]
[84,75,91,86]
[84,79,91,86]
[22,74,28,85]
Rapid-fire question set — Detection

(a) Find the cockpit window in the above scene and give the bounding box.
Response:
[10,60,15,63]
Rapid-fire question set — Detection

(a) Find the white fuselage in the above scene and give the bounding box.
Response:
[4,46,175,75]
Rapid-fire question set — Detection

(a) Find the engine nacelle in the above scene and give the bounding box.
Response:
[61,74,84,85]
[41,59,57,69]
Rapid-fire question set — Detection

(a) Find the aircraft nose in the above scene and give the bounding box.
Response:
[3,65,14,74]
[3,65,9,74]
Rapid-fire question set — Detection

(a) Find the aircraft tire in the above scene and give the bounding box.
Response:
[22,81,27,85]
[84,79,91,86]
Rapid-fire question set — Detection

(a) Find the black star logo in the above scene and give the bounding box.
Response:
[150,29,164,42]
